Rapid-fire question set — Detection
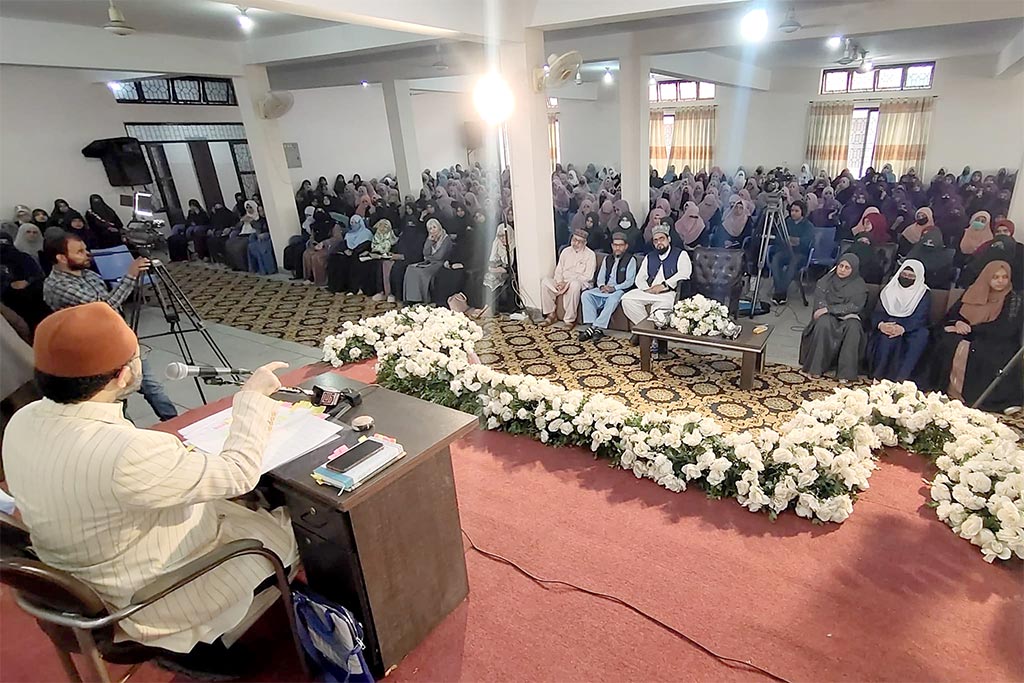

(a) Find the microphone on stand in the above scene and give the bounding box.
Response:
[165,362,253,381]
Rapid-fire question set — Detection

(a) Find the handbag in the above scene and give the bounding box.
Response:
[292,588,374,683]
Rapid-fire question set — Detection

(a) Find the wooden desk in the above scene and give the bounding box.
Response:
[157,363,478,676]
[632,319,773,389]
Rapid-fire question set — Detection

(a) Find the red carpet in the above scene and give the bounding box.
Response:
[3,361,1022,682]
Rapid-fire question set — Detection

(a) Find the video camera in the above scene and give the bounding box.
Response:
[123,192,166,251]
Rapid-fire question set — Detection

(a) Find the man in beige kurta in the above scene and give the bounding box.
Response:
[3,302,298,656]
[541,229,597,326]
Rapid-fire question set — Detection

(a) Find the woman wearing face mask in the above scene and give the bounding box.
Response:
[921,261,1022,412]
[867,260,930,381]
[897,207,933,256]
[906,228,954,289]
[958,210,994,263]
[957,220,1023,291]
[611,200,642,253]
[713,195,751,249]
[837,186,871,241]
[799,253,868,380]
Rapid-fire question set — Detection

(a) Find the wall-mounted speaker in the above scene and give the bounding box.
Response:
[81,136,153,187]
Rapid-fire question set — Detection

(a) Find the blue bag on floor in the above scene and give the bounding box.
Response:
[293,588,374,683]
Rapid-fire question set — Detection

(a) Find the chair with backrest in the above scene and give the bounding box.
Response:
[89,246,134,287]
[798,227,838,306]
[683,247,745,316]
[0,511,309,682]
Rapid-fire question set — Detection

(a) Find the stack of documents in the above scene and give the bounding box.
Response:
[311,435,406,493]
[179,402,344,473]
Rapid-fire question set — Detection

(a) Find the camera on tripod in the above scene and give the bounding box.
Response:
[123,192,166,252]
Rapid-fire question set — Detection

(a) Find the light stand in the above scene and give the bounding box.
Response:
[745,192,791,319]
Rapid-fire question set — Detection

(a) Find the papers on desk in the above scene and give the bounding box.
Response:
[179,402,344,474]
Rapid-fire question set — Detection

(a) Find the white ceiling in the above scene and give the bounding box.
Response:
[707,19,1023,68]
[0,0,339,40]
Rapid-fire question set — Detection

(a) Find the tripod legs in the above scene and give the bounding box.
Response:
[127,260,234,406]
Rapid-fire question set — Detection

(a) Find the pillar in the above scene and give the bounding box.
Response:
[1009,151,1024,245]
[618,54,651,218]
[382,79,422,198]
[232,64,299,265]
[500,29,555,311]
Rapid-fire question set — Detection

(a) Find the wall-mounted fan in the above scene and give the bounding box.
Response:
[258,91,294,119]
[533,51,583,92]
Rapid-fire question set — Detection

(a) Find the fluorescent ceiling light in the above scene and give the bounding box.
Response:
[237,7,254,32]
[826,36,842,50]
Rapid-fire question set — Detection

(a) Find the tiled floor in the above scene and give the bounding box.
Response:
[128,306,325,428]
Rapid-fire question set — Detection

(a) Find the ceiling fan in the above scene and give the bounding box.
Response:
[103,0,136,36]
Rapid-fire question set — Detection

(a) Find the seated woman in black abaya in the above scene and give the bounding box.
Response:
[327,214,373,294]
[920,260,1022,412]
[433,209,487,308]
[799,253,868,381]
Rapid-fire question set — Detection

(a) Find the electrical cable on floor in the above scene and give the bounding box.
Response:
[460,528,793,683]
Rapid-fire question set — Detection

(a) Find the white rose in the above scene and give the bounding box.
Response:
[958,514,984,540]
[930,483,951,503]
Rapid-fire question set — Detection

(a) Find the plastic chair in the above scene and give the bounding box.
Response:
[0,511,310,683]
[90,246,133,285]
[798,227,838,306]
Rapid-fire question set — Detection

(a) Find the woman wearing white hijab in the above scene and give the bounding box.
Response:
[13,223,44,265]
[798,164,813,186]
[867,259,930,381]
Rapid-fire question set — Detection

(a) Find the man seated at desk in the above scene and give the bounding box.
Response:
[2,302,297,678]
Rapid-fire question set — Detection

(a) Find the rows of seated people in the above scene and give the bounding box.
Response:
[273,164,520,317]
[542,162,1021,412]
[1,191,280,332]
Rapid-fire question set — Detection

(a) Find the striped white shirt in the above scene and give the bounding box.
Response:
[2,391,298,653]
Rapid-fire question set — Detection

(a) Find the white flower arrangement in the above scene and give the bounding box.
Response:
[667,295,739,337]
[323,306,1023,563]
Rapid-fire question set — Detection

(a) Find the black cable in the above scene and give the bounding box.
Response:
[460,528,793,683]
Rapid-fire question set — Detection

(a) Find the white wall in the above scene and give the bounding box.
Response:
[210,141,242,206]
[556,85,621,169]
[162,143,203,210]
[276,84,469,191]
[548,54,1023,179]
[0,65,243,223]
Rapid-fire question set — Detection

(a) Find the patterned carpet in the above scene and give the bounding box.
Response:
[165,262,1023,432]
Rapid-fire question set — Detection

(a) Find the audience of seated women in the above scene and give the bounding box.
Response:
[867,260,930,381]
[905,228,954,289]
[0,232,48,330]
[921,261,1022,411]
[799,253,868,381]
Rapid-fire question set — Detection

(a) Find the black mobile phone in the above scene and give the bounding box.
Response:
[325,439,384,474]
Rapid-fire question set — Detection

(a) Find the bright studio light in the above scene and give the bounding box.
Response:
[603,68,613,85]
[106,81,124,92]
[740,8,768,42]
[237,7,255,32]
[826,36,842,50]
[473,73,513,125]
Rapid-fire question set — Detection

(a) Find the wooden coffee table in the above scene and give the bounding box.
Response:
[633,319,774,390]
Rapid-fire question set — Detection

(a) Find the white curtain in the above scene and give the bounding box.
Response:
[874,97,934,177]
[649,112,668,175]
[805,101,853,177]
[668,105,716,174]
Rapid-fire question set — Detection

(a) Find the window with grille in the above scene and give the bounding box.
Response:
[110,77,237,106]
[820,62,934,95]
[846,107,880,178]
[649,78,716,102]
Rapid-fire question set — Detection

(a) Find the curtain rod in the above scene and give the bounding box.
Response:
[808,95,939,103]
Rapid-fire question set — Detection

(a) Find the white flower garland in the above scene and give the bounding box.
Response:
[322,306,1024,563]
[666,294,738,337]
